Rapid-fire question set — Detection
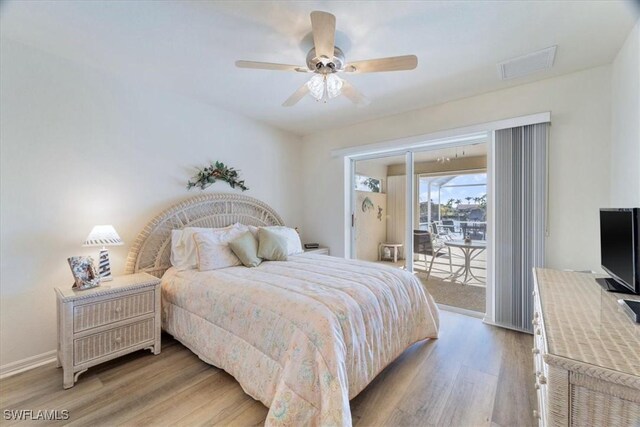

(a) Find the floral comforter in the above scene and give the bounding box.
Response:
[161,253,439,426]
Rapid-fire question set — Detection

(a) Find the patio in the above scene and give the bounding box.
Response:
[358,167,489,314]
[376,240,487,313]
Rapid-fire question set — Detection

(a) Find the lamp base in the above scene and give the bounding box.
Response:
[98,248,113,282]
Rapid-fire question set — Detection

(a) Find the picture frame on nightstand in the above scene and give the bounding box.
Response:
[67,256,101,290]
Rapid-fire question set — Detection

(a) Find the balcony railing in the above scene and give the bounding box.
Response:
[419,220,487,241]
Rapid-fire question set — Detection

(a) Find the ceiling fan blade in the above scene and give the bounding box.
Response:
[344,55,418,73]
[310,11,336,61]
[282,83,310,107]
[236,60,308,73]
[341,80,369,105]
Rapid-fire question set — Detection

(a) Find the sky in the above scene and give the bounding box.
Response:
[419,173,487,204]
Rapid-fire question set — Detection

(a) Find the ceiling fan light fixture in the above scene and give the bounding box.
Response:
[325,74,343,99]
[307,74,343,102]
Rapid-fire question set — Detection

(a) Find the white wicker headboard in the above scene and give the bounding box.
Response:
[124,193,285,277]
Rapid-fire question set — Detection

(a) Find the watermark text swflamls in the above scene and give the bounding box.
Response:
[3,409,70,421]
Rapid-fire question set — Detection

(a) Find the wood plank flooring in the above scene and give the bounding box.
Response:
[0,311,536,426]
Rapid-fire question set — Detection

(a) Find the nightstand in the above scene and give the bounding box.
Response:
[55,272,161,389]
[304,247,329,255]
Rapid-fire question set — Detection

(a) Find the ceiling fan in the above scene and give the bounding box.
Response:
[235,11,418,107]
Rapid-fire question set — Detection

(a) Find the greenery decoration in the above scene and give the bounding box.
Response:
[187,161,249,191]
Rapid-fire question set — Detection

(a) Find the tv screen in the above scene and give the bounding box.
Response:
[600,209,637,292]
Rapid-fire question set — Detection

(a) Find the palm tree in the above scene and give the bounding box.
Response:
[465,196,472,204]
[478,194,487,209]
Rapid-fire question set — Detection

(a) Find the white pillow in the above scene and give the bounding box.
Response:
[233,224,259,239]
[170,224,235,270]
[193,227,247,271]
[261,226,303,255]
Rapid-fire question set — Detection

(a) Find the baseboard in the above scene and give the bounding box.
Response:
[437,303,485,319]
[0,350,57,379]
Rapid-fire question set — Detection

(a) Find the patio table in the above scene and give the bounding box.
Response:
[444,240,486,285]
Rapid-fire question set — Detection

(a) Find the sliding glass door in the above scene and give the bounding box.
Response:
[349,141,490,315]
[346,116,550,324]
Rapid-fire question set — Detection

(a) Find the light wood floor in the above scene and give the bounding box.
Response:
[0,311,536,426]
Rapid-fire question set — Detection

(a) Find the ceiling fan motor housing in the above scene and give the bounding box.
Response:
[306,46,345,73]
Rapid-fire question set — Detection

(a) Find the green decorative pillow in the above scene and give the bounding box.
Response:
[257,227,288,261]
[229,232,262,267]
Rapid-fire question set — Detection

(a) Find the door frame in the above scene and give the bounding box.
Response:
[342,112,551,323]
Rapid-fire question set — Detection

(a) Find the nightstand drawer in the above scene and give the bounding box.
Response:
[73,290,154,332]
[73,318,154,365]
[304,247,329,255]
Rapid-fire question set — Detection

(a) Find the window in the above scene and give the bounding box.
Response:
[355,174,382,193]
[419,172,487,226]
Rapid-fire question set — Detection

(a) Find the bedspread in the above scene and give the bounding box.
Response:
[161,253,439,426]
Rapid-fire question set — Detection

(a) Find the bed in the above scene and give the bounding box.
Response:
[125,193,439,426]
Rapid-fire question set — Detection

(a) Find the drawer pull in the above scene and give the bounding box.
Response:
[114,306,122,314]
[538,374,547,384]
[114,336,122,344]
[532,348,540,355]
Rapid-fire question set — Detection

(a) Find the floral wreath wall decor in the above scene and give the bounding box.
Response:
[187,161,249,192]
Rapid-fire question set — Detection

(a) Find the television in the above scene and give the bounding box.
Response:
[599,208,640,295]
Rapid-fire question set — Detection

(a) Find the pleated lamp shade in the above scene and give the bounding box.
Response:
[83,225,123,247]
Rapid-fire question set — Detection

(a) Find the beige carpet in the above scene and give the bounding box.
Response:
[416,272,486,313]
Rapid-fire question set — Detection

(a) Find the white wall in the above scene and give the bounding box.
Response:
[0,38,302,368]
[610,20,640,207]
[354,191,387,262]
[301,66,612,273]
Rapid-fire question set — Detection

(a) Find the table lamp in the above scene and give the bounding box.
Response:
[83,225,123,281]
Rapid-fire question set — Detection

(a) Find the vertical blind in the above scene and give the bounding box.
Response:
[494,123,548,332]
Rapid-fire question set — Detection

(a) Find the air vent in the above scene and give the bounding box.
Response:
[497,46,557,80]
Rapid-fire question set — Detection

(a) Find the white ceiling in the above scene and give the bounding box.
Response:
[1,1,638,136]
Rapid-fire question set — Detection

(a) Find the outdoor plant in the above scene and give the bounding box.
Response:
[187,161,249,191]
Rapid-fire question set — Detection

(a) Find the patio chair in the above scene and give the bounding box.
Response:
[441,220,456,233]
[431,221,453,241]
[414,230,453,280]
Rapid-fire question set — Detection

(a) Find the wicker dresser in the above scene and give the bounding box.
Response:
[532,269,640,426]
[55,273,161,389]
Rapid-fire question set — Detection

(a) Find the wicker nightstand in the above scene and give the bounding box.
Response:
[55,272,161,389]
[304,247,329,255]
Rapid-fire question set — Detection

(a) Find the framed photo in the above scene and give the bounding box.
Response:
[67,256,101,290]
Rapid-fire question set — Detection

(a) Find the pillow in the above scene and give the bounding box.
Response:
[257,228,289,261]
[261,226,303,255]
[192,227,247,271]
[170,226,230,270]
[229,232,262,267]
[247,225,259,239]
